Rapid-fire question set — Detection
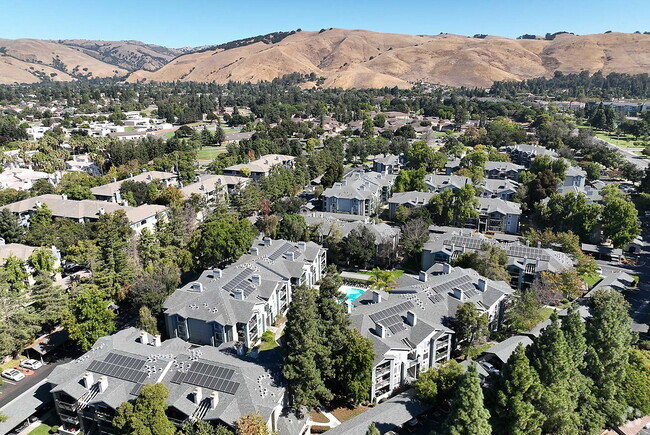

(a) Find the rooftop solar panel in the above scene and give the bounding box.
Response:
[171,361,240,395]
[88,354,148,385]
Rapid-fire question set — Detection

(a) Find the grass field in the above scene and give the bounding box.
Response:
[582,273,602,289]
[28,415,59,435]
[593,131,639,148]
[197,146,226,161]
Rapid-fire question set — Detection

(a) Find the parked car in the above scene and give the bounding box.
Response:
[2,368,26,381]
[20,359,43,370]
[479,361,500,376]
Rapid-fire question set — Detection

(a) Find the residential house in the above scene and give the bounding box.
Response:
[478,335,533,369]
[387,191,435,220]
[301,211,400,264]
[502,144,557,168]
[48,328,290,435]
[424,174,471,193]
[91,171,178,203]
[0,167,62,191]
[421,228,574,289]
[321,171,396,216]
[584,272,636,298]
[477,178,520,201]
[562,166,587,188]
[484,161,525,181]
[472,197,521,234]
[350,264,512,402]
[1,194,166,234]
[180,174,249,202]
[65,154,101,177]
[444,158,461,175]
[372,154,403,174]
[163,238,326,350]
[0,241,62,286]
[222,154,295,180]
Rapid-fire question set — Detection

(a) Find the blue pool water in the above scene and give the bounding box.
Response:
[341,287,366,303]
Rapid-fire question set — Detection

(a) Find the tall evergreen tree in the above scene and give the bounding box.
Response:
[113,383,175,435]
[0,208,25,243]
[584,290,634,426]
[446,363,492,435]
[494,344,544,435]
[283,284,331,411]
[94,210,134,299]
[316,265,350,389]
[527,312,579,434]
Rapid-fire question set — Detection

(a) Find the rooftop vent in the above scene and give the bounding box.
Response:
[190,282,203,292]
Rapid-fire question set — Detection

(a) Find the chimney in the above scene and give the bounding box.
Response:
[98,376,108,393]
[212,269,222,279]
[139,331,149,345]
[190,282,203,292]
[526,240,529,247]
[285,251,295,261]
[153,335,162,347]
[192,387,202,405]
[0,238,4,246]
[477,278,487,292]
[251,247,259,255]
[406,311,417,327]
[263,237,272,246]
[537,241,541,248]
[419,271,427,282]
[232,290,244,300]
[252,274,261,285]
[372,290,382,304]
[523,256,529,268]
[61,193,68,200]
[442,263,452,275]
[82,372,94,389]
[536,257,541,268]
[98,207,105,215]
[375,323,386,339]
[453,288,465,302]
[297,241,306,250]
[209,391,219,409]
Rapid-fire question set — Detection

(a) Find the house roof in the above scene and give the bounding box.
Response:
[424,174,471,192]
[180,174,248,197]
[223,154,294,175]
[322,171,396,200]
[302,214,399,244]
[388,191,436,207]
[484,161,524,172]
[90,171,177,197]
[476,197,521,216]
[482,335,533,365]
[47,328,283,426]
[0,243,37,262]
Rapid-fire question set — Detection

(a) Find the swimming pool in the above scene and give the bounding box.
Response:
[339,286,367,303]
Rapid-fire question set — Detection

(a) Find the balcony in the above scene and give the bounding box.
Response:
[58,424,81,435]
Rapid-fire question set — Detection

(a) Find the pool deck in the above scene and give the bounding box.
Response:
[340,271,372,281]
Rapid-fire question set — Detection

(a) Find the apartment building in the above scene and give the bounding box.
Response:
[163,238,326,349]
[321,170,396,216]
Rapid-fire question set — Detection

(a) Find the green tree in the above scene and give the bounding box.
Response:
[25,203,55,246]
[415,360,464,405]
[623,348,650,416]
[278,214,307,242]
[63,284,116,351]
[601,196,641,248]
[94,210,134,299]
[527,312,579,434]
[445,363,492,435]
[538,192,601,241]
[30,273,67,330]
[0,208,25,243]
[368,268,395,291]
[454,302,488,357]
[190,214,256,268]
[179,420,234,435]
[584,290,634,426]
[232,184,262,216]
[393,168,426,193]
[3,255,28,293]
[366,423,380,435]
[453,243,509,282]
[505,289,543,332]
[494,344,544,435]
[113,383,175,435]
[28,247,57,276]
[283,285,331,410]
[137,306,158,335]
[336,329,374,405]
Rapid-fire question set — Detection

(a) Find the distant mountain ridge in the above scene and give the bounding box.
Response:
[1,29,649,88]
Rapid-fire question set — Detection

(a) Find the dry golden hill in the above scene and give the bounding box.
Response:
[0,38,127,83]
[127,29,650,88]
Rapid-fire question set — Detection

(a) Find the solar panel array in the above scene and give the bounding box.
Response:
[268,242,299,261]
[87,352,148,384]
[171,361,240,395]
[369,300,415,335]
[222,268,256,296]
[446,236,494,251]
[428,293,444,304]
[433,275,480,298]
[507,245,550,261]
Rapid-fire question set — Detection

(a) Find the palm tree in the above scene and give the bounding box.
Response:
[368,268,396,292]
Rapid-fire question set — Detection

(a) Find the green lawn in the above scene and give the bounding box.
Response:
[162,131,175,139]
[582,273,602,289]
[124,126,135,132]
[197,146,226,161]
[259,339,279,352]
[28,415,59,435]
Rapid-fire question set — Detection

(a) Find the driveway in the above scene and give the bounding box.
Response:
[0,357,70,408]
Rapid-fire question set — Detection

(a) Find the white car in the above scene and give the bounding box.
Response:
[20,359,43,370]
[2,368,25,382]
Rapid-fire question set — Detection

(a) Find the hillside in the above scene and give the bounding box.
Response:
[127,29,650,89]
[1,29,649,88]
[58,39,188,71]
[0,38,127,83]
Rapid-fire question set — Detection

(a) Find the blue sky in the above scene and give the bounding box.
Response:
[2,0,649,47]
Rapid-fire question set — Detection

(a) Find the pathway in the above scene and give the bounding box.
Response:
[307,407,342,430]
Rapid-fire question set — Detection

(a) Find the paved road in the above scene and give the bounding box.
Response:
[596,137,649,170]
